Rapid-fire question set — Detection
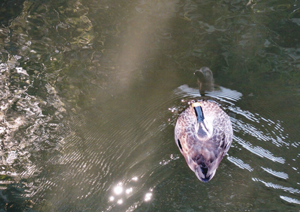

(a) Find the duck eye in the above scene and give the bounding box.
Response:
[177,139,182,150]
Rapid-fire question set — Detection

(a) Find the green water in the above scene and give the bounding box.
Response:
[0,0,300,211]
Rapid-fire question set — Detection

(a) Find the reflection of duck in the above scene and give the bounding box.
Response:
[174,68,233,182]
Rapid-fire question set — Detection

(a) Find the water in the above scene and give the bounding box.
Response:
[0,0,300,211]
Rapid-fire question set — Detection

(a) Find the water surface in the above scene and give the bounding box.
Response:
[0,0,300,211]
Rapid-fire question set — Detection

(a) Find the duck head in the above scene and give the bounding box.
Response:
[194,67,214,95]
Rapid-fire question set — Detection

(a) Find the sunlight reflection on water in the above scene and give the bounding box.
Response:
[107,176,153,210]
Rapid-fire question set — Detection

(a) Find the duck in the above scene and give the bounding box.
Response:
[194,67,215,96]
[174,68,233,182]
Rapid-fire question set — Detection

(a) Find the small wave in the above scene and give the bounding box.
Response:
[252,178,300,194]
[227,156,253,171]
[175,84,243,102]
[280,195,300,205]
[261,167,289,180]
[233,135,285,164]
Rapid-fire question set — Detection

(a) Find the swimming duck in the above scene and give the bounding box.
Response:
[174,69,233,182]
[194,67,214,96]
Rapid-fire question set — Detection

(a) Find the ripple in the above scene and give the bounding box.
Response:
[227,156,253,172]
[175,84,243,102]
[252,178,300,194]
[280,195,300,205]
[261,167,289,180]
[159,154,180,166]
[233,135,285,164]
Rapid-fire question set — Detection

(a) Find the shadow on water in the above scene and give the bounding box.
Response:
[0,0,300,211]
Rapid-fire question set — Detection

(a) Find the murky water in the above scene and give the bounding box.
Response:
[1,0,300,211]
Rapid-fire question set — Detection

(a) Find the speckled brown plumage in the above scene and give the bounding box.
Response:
[174,100,232,182]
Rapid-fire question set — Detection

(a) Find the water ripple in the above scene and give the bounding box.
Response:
[261,167,289,180]
[227,156,253,172]
[252,178,300,194]
[233,135,285,164]
[280,195,300,205]
[175,84,243,103]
